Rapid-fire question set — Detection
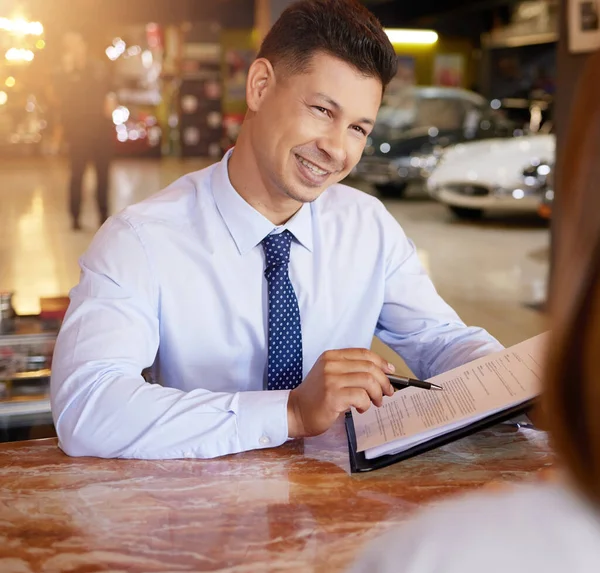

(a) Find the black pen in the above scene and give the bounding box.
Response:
[388,375,444,391]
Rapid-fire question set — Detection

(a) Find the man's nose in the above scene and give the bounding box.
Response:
[316,128,347,170]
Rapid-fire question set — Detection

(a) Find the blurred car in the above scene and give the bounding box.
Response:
[534,161,554,220]
[538,188,553,220]
[351,86,515,197]
[427,134,555,219]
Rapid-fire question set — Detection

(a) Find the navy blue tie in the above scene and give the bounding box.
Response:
[262,230,303,390]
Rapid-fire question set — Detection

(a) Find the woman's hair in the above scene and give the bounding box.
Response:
[543,49,600,504]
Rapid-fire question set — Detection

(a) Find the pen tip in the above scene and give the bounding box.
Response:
[431,383,444,390]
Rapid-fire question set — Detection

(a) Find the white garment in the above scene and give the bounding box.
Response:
[348,482,600,573]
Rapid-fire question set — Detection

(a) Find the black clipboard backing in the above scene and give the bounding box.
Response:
[345,400,535,473]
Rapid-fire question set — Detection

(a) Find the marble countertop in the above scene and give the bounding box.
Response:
[0,420,553,573]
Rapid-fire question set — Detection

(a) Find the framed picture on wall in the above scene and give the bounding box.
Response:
[569,0,600,53]
[433,54,464,88]
[385,56,416,98]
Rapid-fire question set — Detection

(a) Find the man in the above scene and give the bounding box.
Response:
[51,0,502,460]
[54,32,115,230]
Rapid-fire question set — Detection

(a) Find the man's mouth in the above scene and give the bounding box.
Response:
[295,154,330,176]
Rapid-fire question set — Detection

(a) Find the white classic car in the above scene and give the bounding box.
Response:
[427,134,555,218]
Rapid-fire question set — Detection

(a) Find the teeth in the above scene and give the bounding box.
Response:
[298,156,327,176]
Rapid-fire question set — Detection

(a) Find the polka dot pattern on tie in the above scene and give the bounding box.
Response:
[262,230,303,391]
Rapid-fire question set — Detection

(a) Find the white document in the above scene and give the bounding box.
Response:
[353,332,549,459]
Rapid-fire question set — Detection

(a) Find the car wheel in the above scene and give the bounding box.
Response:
[449,206,484,220]
[374,183,407,198]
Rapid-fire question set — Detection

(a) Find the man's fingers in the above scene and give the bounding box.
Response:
[336,387,372,414]
[323,359,395,397]
[322,348,395,372]
[334,372,385,407]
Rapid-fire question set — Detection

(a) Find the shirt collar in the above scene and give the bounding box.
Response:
[211,149,314,255]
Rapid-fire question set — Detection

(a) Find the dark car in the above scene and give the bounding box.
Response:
[351,86,515,197]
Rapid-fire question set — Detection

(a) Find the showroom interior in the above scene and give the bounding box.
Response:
[0,0,575,439]
[3,0,600,570]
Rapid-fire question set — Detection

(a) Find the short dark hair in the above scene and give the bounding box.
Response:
[257,0,397,91]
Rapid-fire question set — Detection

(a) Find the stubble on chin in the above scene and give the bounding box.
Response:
[282,172,347,204]
[282,184,328,204]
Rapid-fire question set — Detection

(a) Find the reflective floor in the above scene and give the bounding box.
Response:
[0,157,548,358]
[381,189,549,346]
[0,156,211,315]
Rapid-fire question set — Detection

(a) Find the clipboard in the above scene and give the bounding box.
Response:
[344,399,535,473]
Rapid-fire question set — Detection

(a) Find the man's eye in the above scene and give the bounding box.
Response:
[352,125,367,136]
[314,106,330,116]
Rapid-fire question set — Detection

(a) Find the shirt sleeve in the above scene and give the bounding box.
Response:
[375,208,503,380]
[50,216,290,460]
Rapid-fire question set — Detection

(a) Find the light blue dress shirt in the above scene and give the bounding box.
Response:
[51,149,503,460]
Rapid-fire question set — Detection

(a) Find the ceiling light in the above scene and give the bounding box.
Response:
[385,29,438,45]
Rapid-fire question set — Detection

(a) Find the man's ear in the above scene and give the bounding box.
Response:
[246,58,276,112]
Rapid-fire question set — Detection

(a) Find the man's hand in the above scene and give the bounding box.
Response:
[287,348,396,438]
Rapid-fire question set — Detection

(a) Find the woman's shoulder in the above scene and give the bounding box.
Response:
[348,482,600,573]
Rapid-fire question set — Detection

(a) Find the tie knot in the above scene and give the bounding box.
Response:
[262,230,293,270]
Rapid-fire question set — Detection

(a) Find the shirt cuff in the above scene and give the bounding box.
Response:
[235,389,290,451]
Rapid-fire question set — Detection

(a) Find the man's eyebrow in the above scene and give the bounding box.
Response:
[314,92,375,126]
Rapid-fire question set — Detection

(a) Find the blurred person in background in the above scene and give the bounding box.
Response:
[347,50,600,573]
[53,31,116,230]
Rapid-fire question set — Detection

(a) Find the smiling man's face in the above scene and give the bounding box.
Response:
[248,51,383,205]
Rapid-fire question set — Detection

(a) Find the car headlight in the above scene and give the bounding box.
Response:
[521,160,553,189]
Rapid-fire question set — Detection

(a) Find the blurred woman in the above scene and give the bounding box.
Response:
[348,50,600,573]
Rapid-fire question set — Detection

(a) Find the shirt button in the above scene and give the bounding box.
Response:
[259,436,271,446]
